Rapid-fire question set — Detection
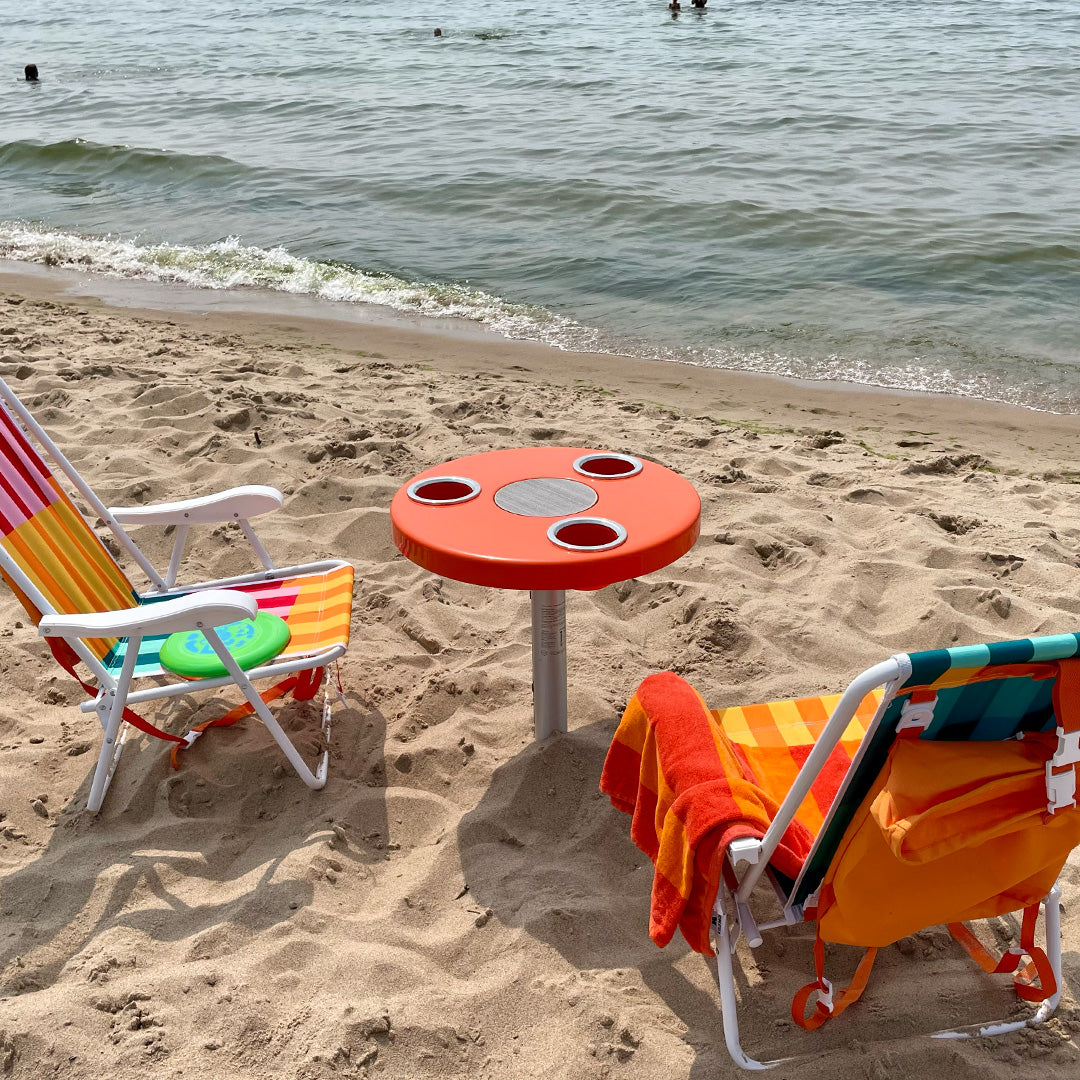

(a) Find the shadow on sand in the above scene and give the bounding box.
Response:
[458,719,1080,1076]
[0,688,386,998]
[457,720,736,1071]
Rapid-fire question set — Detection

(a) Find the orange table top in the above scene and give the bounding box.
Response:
[391,447,701,591]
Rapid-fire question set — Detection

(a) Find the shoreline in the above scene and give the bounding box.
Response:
[2,264,1078,471]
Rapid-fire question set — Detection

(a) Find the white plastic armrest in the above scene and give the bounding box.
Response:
[107,485,283,526]
[38,590,257,639]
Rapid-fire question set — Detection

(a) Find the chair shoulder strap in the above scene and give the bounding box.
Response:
[949,903,1056,1003]
[791,930,878,1030]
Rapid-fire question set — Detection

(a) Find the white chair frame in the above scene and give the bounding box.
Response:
[708,656,1066,1069]
[0,378,351,812]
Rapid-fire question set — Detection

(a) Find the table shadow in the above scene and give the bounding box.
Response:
[457,720,726,1062]
[457,720,1080,1074]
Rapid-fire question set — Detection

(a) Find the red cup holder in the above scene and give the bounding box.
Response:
[572,453,643,479]
[406,476,481,505]
[547,516,627,552]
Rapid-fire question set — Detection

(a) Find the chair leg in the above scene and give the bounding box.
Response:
[714,889,1064,1061]
[205,630,335,788]
[1040,884,1063,1021]
[251,692,330,788]
[86,699,128,813]
[932,886,1064,1039]
[86,641,141,813]
[714,901,785,1071]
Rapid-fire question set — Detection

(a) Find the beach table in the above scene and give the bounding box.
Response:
[390,447,701,740]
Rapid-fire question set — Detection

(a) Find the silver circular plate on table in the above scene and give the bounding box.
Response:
[494,477,598,517]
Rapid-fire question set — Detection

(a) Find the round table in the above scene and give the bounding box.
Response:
[391,447,701,739]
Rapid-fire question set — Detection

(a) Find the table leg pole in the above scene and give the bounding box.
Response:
[531,589,567,740]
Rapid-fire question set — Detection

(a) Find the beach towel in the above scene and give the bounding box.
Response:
[601,671,827,954]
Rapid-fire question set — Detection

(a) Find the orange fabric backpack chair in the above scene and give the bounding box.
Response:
[601,633,1080,1069]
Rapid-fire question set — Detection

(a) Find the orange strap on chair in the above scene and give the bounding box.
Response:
[291,664,326,702]
[48,635,330,769]
[169,666,325,769]
[948,904,1056,1002]
[791,933,878,1030]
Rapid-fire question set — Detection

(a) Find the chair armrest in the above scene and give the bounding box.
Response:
[38,590,257,639]
[108,485,283,526]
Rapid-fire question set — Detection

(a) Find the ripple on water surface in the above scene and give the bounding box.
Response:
[1,0,1078,409]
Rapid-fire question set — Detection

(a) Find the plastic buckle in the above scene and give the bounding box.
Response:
[727,837,761,867]
[897,695,937,732]
[1046,764,1077,814]
[1053,727,1080,767]
[181,729,204,750]
[816,977,835,1014]
[1046,727,1080,814]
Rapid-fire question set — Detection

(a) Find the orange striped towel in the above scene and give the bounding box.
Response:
[600,671,821,955]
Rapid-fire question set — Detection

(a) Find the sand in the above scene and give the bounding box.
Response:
[0,269,1077,1079]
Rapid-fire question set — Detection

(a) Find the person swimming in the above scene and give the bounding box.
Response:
[24,64,38,82]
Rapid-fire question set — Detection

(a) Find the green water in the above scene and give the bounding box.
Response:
[3,0,1079,408]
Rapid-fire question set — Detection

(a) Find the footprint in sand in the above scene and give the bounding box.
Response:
[846,487,890,504]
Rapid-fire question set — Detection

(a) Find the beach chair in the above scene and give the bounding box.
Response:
[601,635,1080,1069]
[0,377,354,812]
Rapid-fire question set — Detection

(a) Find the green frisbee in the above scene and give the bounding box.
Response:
[160,611,291,679]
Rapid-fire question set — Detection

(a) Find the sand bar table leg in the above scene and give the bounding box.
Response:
[531,589,567,739]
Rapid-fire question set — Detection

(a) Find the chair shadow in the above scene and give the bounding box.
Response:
[0,687,387,998]
[458,720,1080,1074]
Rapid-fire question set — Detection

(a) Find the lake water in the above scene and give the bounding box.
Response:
[2,0,1079,410]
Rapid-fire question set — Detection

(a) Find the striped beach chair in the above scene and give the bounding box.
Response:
[0,377,354,812]
[605,636,1080,1069]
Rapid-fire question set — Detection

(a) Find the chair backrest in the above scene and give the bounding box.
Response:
[0,392,138,660]
[790,633,1080,911]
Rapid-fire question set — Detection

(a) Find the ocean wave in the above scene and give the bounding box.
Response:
[691,345,1073,413]
[0,221,599,346]
[0,138,244,182]
[0,221,1075,414]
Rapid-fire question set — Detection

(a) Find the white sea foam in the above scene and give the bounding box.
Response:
[0,221,602,349]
